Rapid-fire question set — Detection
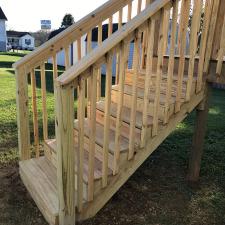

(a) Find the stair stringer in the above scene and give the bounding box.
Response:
[77,90,205,221]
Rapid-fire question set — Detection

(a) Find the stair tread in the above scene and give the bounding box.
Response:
[45,139,112,182]
[74,119,129,154]
[112,84,182,104]
[96,100,153,129]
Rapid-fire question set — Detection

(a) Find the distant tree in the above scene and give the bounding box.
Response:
[61,14,75,28]
[32,30,49,47]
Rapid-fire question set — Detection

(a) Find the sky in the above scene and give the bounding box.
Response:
[1,0,108,32]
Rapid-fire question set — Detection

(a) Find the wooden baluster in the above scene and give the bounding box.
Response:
[16,67,30,160]
[164,0,179,123]
[55,83,75,225]
[128,31,141,160]
[87,31,92,109]
[152,8,168,136]
[216,10,225,76]
[141,18,156,148]
[77,37,82,60]
[53,54,58,79]
[115,9,123,85]
[175,0,190,113]
[77,76,85,212]
[137,0,142,14]
[204,0,220,74]
[127,2,132,22]
[88,66,97,201]
[97,23,102,100]
[108,16,113,36]
[196,0,213,92]
[65,46,70,70]
[40,64,48,141]
[113,41,129,174]
[102,52,113,187]
[185,0,203,102]
[31,68,39,157]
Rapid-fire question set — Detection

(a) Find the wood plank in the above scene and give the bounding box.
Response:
[88,67,97,201]
[77,76,85,212]
[102,53,113,187]
[128,30,142,160]
[175,0,190,112]
[15,67,30,160]
[31,68,39,157]
[55,84,75,225]
[141,18,156,147]
[196,0,213,92]
[127,1,132,21]
[216,14,225,76]
[52,54,58,79]
[113,41,130,174]
[65,46,70,70]
[41,64,48,140]
[164,0,178,123]
[185,0,202,102]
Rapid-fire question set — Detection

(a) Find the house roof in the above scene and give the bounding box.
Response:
[48,23,126,42]
[48,27,66,40]
[7,31,31,38]
[0,7,7,20]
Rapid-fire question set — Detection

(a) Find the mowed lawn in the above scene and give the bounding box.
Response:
[0,52,225,225]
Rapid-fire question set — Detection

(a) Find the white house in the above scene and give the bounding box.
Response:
[7,31,35,50]
[0,7,7,52]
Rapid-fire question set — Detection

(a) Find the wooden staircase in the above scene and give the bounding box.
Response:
[14,0,225,225]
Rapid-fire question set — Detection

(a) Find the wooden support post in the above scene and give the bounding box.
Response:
[55,83,75,225]
[187,83,211,182]
[15,67,30,160]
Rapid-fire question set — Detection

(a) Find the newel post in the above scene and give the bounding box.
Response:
[15,66,30,160]
[55,82,75,225]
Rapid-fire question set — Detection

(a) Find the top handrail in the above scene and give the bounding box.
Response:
[12,0,132,70]
[56,0,171,86]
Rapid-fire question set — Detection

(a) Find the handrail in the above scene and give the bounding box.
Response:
[56,0,171,86]
[12,0,131,70]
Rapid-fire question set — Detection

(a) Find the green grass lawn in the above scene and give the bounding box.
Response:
[0,52,225,225]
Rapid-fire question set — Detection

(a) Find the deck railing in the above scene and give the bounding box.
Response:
[14,0,223,223]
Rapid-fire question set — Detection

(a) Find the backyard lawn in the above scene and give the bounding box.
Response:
[0,52,225,225]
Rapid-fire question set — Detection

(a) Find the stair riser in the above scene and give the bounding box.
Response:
[95,109,142,144]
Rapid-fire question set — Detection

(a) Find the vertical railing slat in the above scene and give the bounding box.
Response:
[88,66,97,201]
[77,37,82,61]
[128,31,141,160]
[41,64,48,141]
[31,68,39,157]
[185,0,203,102]
[53,54,58,79]
[77,76,85,212]
[65,46,70,70]
[216,9,225,76]
[152,8,168,136]
[127,2,132,22]
[196,0,213,92]
[113,41,129,174]
[137,0,142,14]
[175,0,190,112]
[97,23,103,100]
[102,53,113,187]
[141,18,156,148]
[164,0,179,123]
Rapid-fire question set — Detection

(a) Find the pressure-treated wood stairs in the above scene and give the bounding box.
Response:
[19,69,202,225]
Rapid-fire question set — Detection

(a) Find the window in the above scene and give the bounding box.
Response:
[25,39,31,45]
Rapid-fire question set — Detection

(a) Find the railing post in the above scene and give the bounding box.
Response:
[55,82,75,225]
[15,67,30,160]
